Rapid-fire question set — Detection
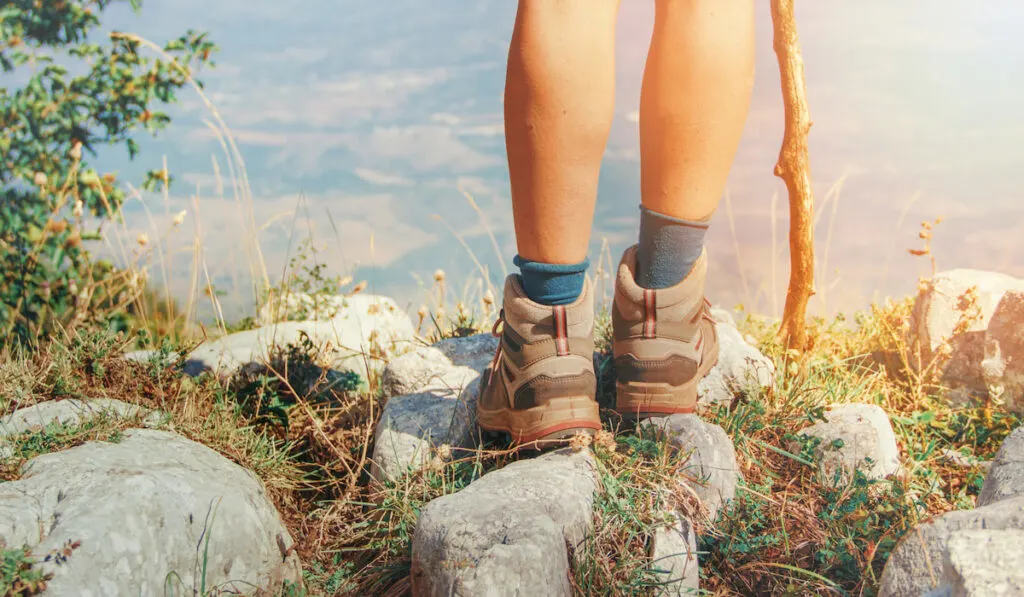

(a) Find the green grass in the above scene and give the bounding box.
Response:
[1,417,126,482]
[1,545,52,597]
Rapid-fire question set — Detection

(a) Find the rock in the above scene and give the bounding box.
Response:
[940,448,991,471]
[0,428,299,596]
[370,379,478,483]
[979,427,1024,507]
[182,294,416,383]
[699,313,775,406]
[708,307,738,329]
[878,495,1024,597]
[257,290,382,324]
[792,403,901,484]
[908,270,1024,400]
[380,347,456,397]
[643,414,739,596]
[929,529,1024,596]
[122,349,210,377]
[983,291,1024,412]
[644,414,741,521]
[411,449,597,597]
[434,333,500,374]
[371,334,497,482]
[0,399,158,438]
[650,515,700,596]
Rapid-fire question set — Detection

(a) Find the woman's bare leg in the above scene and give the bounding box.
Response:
[505,0,621,270]
[636,0,755,288]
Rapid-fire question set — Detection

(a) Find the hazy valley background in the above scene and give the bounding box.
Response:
[97,0,1024,322]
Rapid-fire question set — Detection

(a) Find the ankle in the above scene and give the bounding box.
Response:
[513,255,589,306]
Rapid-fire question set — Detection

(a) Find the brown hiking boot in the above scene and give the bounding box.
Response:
[612,245,719,418]
[476,274,601,449]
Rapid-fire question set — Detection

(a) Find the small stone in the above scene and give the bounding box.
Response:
[370,380,477,483]
[650,514,700,596]
[792,403,901,484]
[978,427,1024,507]
[411,449,598,597]
[644,414,741,521]
[371,334,497,482]
[940,448,991,471]
[698,320,775,407]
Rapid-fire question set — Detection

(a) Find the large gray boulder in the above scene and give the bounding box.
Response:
[0,428,299,597]
[411,449,598,597]
[879,495,1024,597]
[371,334,498,482]
[791,404,902,484]
[128,294,416,383]
[978,426,1024,507]
[908,270,1024,408]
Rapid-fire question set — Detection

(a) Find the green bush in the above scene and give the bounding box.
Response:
[0,0,216,347]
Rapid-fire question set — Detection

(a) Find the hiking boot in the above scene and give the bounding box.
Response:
[612,245,719,418]
[476,274,601,449]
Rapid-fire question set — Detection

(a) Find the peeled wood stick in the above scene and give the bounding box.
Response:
[771,0,816,351]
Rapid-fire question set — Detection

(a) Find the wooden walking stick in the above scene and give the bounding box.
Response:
[771,0,816,351]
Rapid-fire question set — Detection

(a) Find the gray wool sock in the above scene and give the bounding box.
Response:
[635,205,711,289]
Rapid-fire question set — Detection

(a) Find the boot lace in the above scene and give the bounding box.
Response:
[487,309,505,373]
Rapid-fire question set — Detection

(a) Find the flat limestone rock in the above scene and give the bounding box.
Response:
[0,399,159,438]
[129,294,416,384]
[939,529,1024,596]
[411,449,598,597]
[0,428,299,597]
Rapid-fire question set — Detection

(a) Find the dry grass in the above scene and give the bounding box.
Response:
[2,265,1019,596]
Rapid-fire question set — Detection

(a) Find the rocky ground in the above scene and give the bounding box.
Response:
[1,269,1023,596]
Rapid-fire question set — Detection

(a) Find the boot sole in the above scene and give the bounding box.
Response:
[478,395,601,450]
[614,346,720,421]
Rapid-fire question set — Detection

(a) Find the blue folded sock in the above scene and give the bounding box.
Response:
[513,255,589,306]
